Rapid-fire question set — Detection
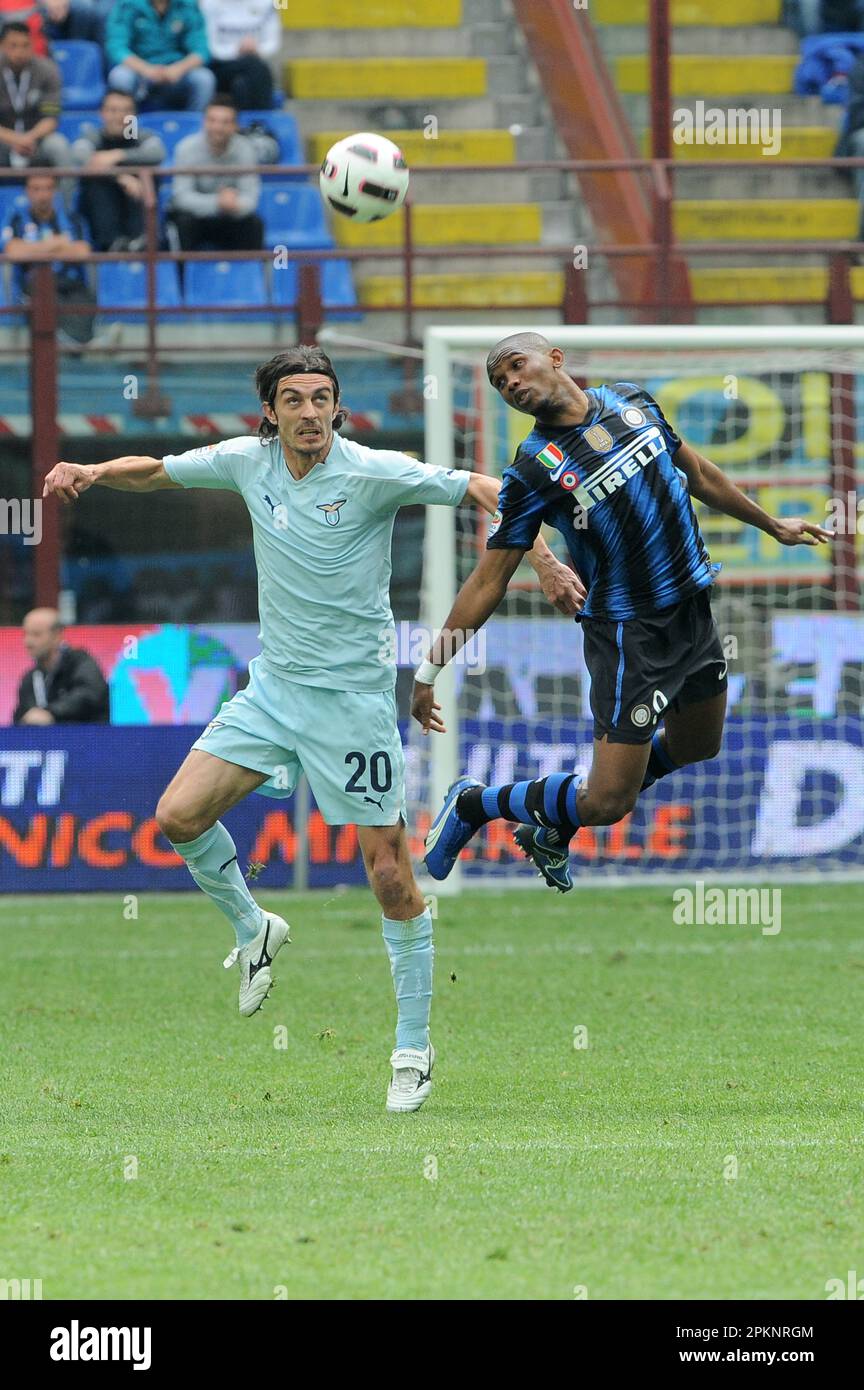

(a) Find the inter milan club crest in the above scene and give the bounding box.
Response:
[621,406,647,428]
[584,424,613,452]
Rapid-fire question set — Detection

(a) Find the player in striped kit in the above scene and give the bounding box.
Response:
[416,332,834,891]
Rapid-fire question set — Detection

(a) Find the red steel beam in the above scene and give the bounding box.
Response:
[510,0,692,315]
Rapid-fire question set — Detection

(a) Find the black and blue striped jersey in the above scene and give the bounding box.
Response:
[486,382,716,620]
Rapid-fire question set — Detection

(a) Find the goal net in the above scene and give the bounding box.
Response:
[410,325,864,889]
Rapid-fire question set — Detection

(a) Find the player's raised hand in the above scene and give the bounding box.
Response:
[411,681,446,735]
[772,517,835,547]
[537,558,587,615]
[43,461,96,504]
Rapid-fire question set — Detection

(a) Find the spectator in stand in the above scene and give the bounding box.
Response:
[200,0,278,112]
[0,1,48,55]
[168,94,262,251]
[0,20,68,168]
[2,171,97,342]
[71,90,165,250]
[836,50,864,236]
[38,0,104,44]
[106,0,215,112]
[13,607,109,724]
[786,0,864,31]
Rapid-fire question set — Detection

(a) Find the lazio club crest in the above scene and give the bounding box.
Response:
[317,498,347,526]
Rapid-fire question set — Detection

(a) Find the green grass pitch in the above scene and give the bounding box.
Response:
[1,884,862,1301]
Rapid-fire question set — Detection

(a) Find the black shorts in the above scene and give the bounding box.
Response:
[581,587,728,744]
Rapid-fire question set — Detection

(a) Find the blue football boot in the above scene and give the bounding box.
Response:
[424,776,484,880]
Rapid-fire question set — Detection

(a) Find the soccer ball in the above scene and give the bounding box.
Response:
[319,132,409,222]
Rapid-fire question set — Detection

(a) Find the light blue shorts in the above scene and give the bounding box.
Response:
[192,656,407,826]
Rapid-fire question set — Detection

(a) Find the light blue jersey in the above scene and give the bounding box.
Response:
[163,432,471,692]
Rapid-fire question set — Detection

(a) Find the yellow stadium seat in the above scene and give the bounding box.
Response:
[284,58,486,101]
[675,199,859,240]
[617,55,797,96]
[280,0,462,27]
[359,271,564,308]
[332,203,542,248]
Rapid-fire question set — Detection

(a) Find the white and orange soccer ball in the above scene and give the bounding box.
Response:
[319,132,409,222]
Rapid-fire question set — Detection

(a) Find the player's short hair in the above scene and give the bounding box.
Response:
[207,94,238,114]
[256,347,347,439]
[486,332,554,382]
[1,21,31,40]
[102,89,136,108]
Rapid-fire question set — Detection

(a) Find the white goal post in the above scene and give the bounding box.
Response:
[415,324,864,890]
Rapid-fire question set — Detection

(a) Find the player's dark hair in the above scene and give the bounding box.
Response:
[1,21,31,39]
[102,89,136,108]
[255,347,347,440]
[486,331,554,381]
[207,93,238,113]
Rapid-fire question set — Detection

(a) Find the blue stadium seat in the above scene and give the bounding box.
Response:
[259,183,329,246]
[143,111,201,162]
[97,261,182,322]
[54,42,106,110]
[184,259,268,320]
[271,256,361,321]
[240,111,303,166]
[0,186,27,229]
[57,111,102,145]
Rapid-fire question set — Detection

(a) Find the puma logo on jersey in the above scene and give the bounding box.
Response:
[263,494,277,515]
[318,498,348,526]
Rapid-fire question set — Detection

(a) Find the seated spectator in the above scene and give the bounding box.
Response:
[837,50,864,233]
[13,607,109,724]
[200,0,278,112]
[821,0,864,28]
[0,20,69,169]
[39,0,104,44]
[0,1,48,54]
[168,94,262,251]
[106,0,215,113]
[71,90,166,250]
[2,171,97,342]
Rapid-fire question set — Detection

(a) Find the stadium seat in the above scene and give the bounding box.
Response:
[144,111,201,162]
[57,111,102,145]
[0,186,27,228]
[183,259,268,321]
[259,183,329,246]
[96,261,182,322]
[53,41,106,109]
[240,110,303,166]
[271,256,361,321]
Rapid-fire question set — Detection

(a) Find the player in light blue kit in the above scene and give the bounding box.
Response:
[43,345,581,1111]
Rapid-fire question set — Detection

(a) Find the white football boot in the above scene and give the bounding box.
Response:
[223,912,291,1016]
[386,1042,435,1113]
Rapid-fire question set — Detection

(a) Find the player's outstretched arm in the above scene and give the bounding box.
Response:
[675,441,834,547]
[43,457,183,502]
[411,548,523,733]
[464,472,584,615]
